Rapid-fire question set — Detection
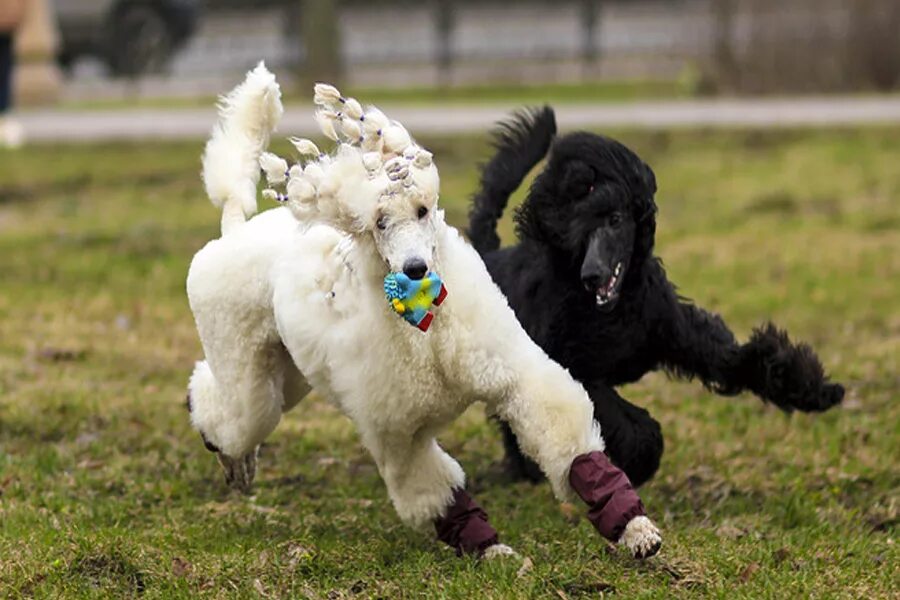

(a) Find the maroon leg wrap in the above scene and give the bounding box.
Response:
[569,451,646,541]
[433,488,499,556]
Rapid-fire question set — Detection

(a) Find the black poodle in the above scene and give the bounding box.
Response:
[468,107,845,487]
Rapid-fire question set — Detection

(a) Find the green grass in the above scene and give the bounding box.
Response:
[0,127,898,598]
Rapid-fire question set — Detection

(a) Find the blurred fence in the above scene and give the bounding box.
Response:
[166,0,711,87]
[712,0,900,93]
[67,0,900,98]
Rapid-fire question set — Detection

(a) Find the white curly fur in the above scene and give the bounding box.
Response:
[201,62,283,235]
[481,544,518,560]
[619,516,662,558]
[186,66,657,548]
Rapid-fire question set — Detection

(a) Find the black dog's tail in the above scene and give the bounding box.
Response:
[738,323,845,412]
[467,106,556,255]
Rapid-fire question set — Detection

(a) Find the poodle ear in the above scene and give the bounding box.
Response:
[631,161,657,261]
[514,157,592,245]
[632,193,657,262]
[556,159,595,202]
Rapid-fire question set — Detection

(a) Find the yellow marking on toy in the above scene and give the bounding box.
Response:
[392,298,406,314]
[407,289,434,311]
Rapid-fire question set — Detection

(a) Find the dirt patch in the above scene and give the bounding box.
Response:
[68,551,147,595]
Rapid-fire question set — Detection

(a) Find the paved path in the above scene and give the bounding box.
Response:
[18,96,900,143]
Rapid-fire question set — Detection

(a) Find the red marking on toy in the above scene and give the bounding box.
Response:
[417,312,434,331]
[434,284,448,306]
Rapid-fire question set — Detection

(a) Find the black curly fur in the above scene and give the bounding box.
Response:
[468,107,844,487]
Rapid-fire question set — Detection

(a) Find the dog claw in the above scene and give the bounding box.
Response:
[618,515,662,560]
[633,538,662,559]
[216,448,258,494]
[480,543,518,560]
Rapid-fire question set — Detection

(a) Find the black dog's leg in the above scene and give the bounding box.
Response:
[737,322,844,411]
[662,302,844,412]
[499,419,544,483]
[587,382,664,488]
[498,381,664,488]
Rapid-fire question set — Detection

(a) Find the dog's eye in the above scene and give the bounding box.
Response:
[417,206,428,219]
[376,215,388,230]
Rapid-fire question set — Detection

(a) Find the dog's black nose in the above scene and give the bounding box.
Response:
[402,257,428,280]
[581,268,611,292]
[582,274,602,292]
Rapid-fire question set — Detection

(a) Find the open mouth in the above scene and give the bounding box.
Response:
[595,262,623,306]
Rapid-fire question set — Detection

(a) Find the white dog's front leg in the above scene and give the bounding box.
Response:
[492,364,661,559]
[366,432,508,557]
[366,432,465,528]
[491,364,606,500]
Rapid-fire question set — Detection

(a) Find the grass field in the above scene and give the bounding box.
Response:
[0,127,897,598]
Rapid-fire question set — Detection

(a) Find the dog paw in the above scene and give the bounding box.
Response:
[481,544,518,560]
[216,447,258,494]
[618,515,661,559]
[818,383,845,411]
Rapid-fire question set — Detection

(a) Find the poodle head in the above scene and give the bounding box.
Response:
[369,152,441,278]
[515,132,657,311]
[260,84,442,278]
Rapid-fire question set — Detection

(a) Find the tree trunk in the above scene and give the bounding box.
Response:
[299,0,343,89]
[712,0,737,92]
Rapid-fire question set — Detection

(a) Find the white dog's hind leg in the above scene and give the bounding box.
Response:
[187,361,259,493]
[187,348,290,493]
[215,447,259,495]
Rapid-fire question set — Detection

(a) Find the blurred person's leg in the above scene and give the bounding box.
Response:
[0,31,23,148]
[0,33,10,111]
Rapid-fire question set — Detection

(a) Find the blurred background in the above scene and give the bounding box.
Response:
[6,0,900,112]
[0,0,897,144]
[0,0,898,145]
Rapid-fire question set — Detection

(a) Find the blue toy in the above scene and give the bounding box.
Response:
[383,272,448,331]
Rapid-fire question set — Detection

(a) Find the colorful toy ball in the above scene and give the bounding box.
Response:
[383,272,448,331]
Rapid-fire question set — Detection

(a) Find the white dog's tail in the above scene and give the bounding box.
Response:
[202,62,283,236]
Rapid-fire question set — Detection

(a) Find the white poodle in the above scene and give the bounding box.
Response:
[186,64,662,559]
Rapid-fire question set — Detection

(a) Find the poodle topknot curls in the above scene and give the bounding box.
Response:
[259,82,435,230]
